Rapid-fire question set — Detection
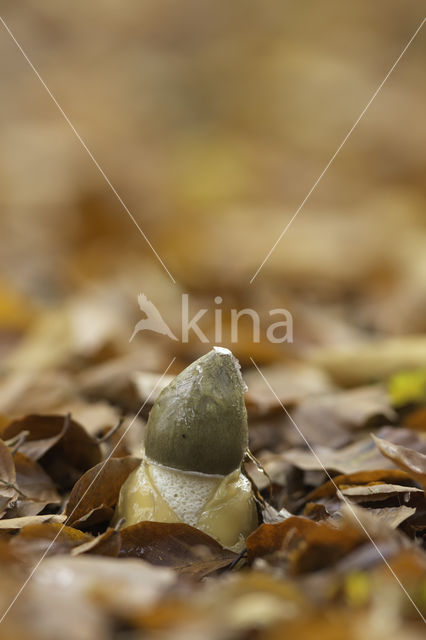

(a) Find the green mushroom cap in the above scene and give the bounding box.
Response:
[144,347,248,475]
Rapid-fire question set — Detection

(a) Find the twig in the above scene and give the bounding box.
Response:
[229,549,247,571]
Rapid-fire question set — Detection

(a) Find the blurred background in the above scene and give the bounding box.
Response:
[0,0,425,387]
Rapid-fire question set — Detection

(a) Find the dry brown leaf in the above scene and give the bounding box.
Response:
[72,527,121,557]
[0,369,75,417]
[2,414,102,489]
[65,456,140,527]
[288,385,396,447]
[243,363,335,416]
[303,469,417,503]
[340,483,423,502]
[10,522,92,558]
[6,452,61,518]
[32,555,177,619]
[3,415,67,460]
[403,406,426,432]
[373,434,426,489]
[284,427,426,475]
[0,438,18,516]
[119,521,237,578]
[363,506,416,529]
[247,516,364,573]
[0,514,66,530]
[53,400,122,439]
[69,505,115,530]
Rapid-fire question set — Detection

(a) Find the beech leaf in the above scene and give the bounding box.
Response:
[119,521,237,578]
[65,456,140,527]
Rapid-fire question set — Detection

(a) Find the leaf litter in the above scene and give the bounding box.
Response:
[0,357,424,640]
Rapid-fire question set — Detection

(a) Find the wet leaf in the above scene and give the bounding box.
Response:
[65,456,140,527]
[119,521,237,578]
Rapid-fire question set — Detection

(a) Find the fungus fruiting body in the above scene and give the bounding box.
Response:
[115,347,258,551]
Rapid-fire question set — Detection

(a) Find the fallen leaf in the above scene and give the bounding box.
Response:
[6,452,61,517]
[3,414,68,460]
[261,503,293,524]
[284,427,426,475]
[303,469,417,503]
[2,414,102,489]
[0,369,75,417]
[340,483,423,502]
[65,456,140,527]
[289,385,396,447]
[243,363,335,415]
[373,434,426,489]
[10,522,92,557]
[33,555,176,618]
[53,399,122,439]
[247,516,364,573]
[119,521,237,578]
[403,406,426,432]
[362,506,416,529]
[0,438,18,516]
[132,371,174,405]
[0,514,66,530]
[72,527,121,557]
[69,505,115,530]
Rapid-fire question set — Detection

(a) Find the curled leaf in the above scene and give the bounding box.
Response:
[7,452,61,517]
[2,414,102,489]
[66,456,140,528]
[247,516,365,573]
[372,434,426,489]
[72,528,121,557]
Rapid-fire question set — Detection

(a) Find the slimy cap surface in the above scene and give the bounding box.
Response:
[144,347,248,475]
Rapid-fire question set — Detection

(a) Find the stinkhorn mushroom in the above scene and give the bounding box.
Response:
[115,346,258,551]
